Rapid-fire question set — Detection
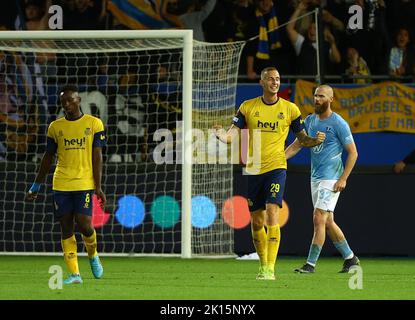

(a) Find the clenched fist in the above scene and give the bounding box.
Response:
[316,131,326,144]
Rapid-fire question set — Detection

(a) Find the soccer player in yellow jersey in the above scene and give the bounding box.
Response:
[26,85,106,285]
[215,67,325,280]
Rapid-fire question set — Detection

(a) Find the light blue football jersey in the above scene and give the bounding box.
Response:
[304,112,354,182]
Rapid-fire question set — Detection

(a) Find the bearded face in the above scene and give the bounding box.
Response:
[314,100,329,114]
[313,87,333,114]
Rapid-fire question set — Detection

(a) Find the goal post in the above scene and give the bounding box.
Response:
[0,30,245,258]
[181,30,192,259]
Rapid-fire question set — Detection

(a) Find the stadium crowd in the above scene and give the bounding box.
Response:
[0,0,414,163]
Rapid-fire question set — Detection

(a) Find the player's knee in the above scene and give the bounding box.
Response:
[81,227,94,237]
[77,222,94,237]
[59,219,74,237]
[251,217,265,230]
[61,231,73,239]
[313,212,326,227]
[325,219,336,231]
[60,225,74,239]
[325,217,333,226]
[265,203,279,215]
[313,221,325,231]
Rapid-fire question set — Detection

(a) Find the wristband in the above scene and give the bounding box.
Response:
[29,182,41,193]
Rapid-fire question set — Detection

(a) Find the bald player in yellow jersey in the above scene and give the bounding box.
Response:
[26,85,106,285]
[215,67,326,280]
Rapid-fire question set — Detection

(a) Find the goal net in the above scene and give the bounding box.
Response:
[0,30,245,257]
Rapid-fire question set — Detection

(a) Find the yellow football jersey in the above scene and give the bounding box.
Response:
[233,96,303,175]
[46,114,106,191]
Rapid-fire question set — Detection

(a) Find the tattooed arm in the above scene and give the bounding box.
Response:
[295,129,326,147]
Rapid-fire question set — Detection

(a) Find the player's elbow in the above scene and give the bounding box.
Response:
[43,151,55,164]
[349,150,358,160]
[92,148,103,163]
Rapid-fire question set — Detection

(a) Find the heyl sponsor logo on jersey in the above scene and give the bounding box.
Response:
[257,120,278,130]
[64,137,86,147]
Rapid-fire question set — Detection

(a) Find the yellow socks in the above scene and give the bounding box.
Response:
[82,229,98,258]
[61,230,99,276]
[252,226,268,267]
[267,224,281,272]
[61,235,79,275]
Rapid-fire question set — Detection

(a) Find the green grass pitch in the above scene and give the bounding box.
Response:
[0,256,414,300]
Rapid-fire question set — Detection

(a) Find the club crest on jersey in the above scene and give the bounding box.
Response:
[326,126,333,132]
[84,128,92,135]
[58,130,63,137]
[254,111,260,117]
[278,112,284,120]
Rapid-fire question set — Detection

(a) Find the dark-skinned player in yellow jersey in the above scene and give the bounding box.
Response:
[26,85,106,284]
[214,67,326,280]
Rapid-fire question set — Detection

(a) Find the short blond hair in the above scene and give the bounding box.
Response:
[261,67,278,80]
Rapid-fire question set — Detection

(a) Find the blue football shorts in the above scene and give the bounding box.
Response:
[246,168,286,212]
[53,190,94,218]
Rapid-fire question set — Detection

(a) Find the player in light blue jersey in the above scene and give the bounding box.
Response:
[285,84,360,273]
